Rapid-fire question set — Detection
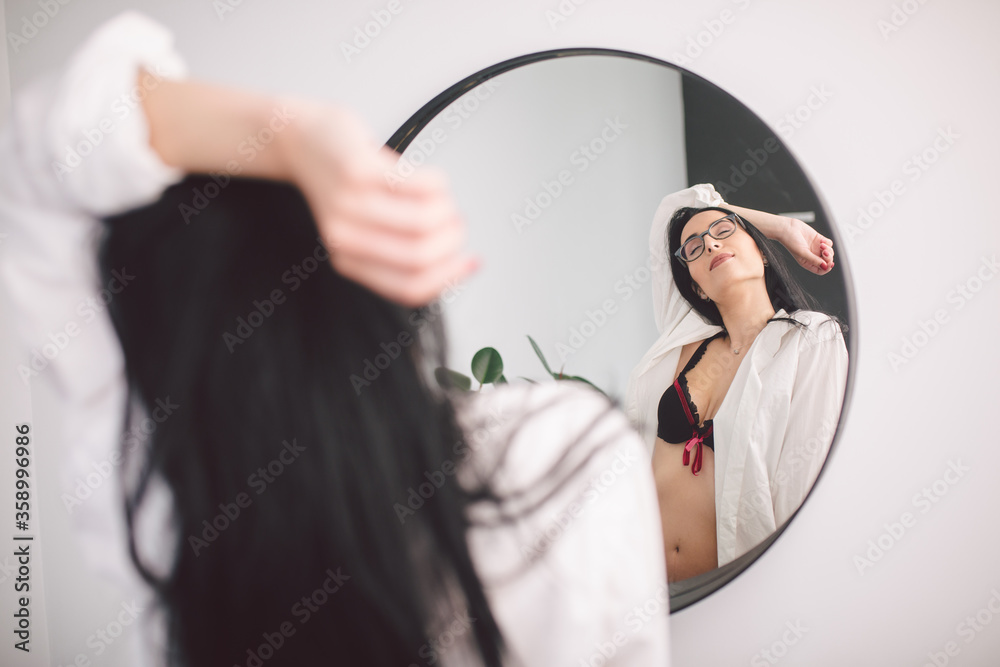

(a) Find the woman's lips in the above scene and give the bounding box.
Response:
[710,253,734,270]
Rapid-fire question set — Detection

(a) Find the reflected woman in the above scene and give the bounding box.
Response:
[624,184,849,582]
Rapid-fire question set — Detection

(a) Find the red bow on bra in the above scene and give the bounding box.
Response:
[673,377,712,476]
[682,429,712,475]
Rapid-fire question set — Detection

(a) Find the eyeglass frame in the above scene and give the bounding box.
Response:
[673,212,748,263]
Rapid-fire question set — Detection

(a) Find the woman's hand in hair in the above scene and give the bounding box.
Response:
[722,203,835,275]
[777,216,835,275]
[139,71,479,308]
[279,101,481,308]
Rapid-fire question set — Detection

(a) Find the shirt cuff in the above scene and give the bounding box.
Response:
[690,182,724,207]
[41,10,188,215]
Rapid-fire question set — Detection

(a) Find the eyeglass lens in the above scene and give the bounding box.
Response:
[681,216,737,261]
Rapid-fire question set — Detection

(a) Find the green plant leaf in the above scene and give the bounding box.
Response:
[527,335,555,377]
[434,367,472,392]
[496,374,508,384]
[516,376,538,384]
[471,347,504,384]
[564,375,608,397]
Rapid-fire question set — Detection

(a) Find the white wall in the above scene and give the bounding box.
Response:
[1,1,997,666]
[398,55,687,400]
[0,3,53,665]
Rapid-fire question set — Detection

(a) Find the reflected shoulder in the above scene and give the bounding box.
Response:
[784,309,847,348]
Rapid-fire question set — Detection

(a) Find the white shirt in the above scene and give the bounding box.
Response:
[0,11,669,666]
[624,183,849,565]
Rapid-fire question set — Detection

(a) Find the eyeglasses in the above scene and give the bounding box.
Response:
[674,213,746,263]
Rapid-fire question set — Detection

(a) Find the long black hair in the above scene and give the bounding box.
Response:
[666,205,846,337]
[98,174,626,666]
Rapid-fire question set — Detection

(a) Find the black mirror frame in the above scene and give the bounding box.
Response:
[385,46,857,614]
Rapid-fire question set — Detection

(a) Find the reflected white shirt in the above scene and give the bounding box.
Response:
[623,183,849,565]
[0,10,669,666]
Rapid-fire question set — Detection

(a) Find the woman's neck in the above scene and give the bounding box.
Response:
[716,288,776,352]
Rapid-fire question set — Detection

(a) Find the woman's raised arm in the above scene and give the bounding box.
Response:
[139,69,479,308]
[722,203,836,276]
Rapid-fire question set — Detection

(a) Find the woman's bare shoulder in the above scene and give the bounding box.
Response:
[675,340,703,378]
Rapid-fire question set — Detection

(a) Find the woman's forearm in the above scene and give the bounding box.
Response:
[723,203,793,244]
[724,200,834,273]
[138,67,301,181]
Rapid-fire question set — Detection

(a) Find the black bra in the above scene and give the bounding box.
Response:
[656,331,726,475]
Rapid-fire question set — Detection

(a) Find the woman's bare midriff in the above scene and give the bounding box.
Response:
[651,335,749,582]
[653,435,717,582]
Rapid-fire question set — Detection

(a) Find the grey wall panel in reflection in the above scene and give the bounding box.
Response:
[683,75,851,331]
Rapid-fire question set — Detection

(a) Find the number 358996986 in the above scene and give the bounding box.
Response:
[14,424,30,532]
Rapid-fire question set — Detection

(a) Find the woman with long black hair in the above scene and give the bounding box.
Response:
[0,11,668,666]
[625,185,849,582]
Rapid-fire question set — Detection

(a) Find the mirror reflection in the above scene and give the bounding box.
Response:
[392,51,851,608]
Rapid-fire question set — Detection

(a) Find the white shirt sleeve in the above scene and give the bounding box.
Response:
[458,382,670,666]
[0,8,187,388]
[771,318,849,527]
[648,183,723,336]
[0,4,187,602]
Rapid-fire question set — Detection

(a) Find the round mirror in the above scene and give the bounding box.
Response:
[388,49,854,611]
